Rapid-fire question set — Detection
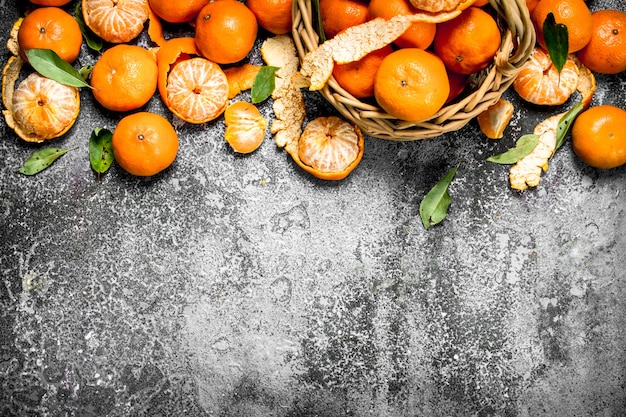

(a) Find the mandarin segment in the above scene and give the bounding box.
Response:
[82,0,149,44]
[477,98,514,139]
[224,101,268,154]
[164,57,229,124]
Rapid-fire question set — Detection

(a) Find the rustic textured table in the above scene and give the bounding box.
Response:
[1,1,625,416]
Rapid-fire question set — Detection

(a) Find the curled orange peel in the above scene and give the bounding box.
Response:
[156,37,199,106]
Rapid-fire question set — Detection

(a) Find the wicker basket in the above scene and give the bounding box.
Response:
[291,0,536,141]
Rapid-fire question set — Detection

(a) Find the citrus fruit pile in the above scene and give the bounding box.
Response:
[2,0,367,180]
[318,0,502,122]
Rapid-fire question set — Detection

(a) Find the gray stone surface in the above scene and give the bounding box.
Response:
[1,1,626,416]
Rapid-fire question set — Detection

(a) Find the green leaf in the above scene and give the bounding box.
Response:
[554,100,583,151]
[75,1,103,52]
[419,165,458,230]
[24,49,92,88]
[251,66,279,104]
[312,0,327,43]
[543,12,569,73]
[17,147,77,175]
[487,134,541,164]
[89,128,114,175]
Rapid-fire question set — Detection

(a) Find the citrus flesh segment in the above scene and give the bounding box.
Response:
[82,0,149,44]
[477,98,514,139]
[164,57,229,124]
[224,101,268,154]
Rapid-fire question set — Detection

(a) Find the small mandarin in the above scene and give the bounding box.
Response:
[112,112,179,177]
[332,45,394,98]
[82,0,150,44]
[247,0,293,35]
[320,0,369,39]
[194,0,258,65]
[148,0,207,23]
[224,101,268,154]
[571,105,626,169]
[17,7,82,64]
[531,0,593,53]
[374,48,450,122]
[433,7,501,74]
[368,0,436,50]
[90,44,158,112]
[577,10,626,75]
[28,0,72,5]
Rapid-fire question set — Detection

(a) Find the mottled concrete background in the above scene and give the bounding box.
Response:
[1,1,626,416]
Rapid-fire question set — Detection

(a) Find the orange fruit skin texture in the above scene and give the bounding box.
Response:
[526,0,540,13]
[28,0,72,5]
[247,0,293,35]
[320,0,369,39]
[148,0,207,23]
[90,44,158,112]
[194,0,258,65]
[572,105,626,169]
[367,0,436,50]
[17,6,82,64]
[332,45,394,99]
[531,0,593,53]
[112,112,179,177]
[433,7,501,75]
[577,10,626,75]
[374,48,450,122]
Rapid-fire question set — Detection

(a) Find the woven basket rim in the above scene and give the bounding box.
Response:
[292,0,536,141]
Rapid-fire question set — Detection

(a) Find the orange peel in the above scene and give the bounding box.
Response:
[223,64,262,99]
[409,0,477,13]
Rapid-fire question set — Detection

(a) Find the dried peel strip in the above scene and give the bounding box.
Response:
[260,35,306,150]
[509,113,563,191]
[301,12,460,90]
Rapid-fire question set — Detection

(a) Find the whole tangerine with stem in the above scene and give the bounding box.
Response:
[246,0,293,35]
[433,6,501,75]
[112,112,179,177]
[319,0,369,39]
[148,0,207,23]
[82,0,149,44]
[571,105,626,169]
[17,6,82,64]
[576,9,626,75]
[90,44,158,112]
[332,45,394,99]
[194,0,258,65]
[531,0,593,53]
[367,0,436,50]
[374,48,450,122]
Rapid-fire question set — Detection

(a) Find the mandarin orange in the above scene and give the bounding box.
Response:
[374,48,450,122]
[112,112,179,177]
[433,6,501,74]
[247,0,293,35]
[577,9,626,75]
[194,0,258,65]
[367,0,436,50]
[90,44,158,112]
[320,0,369,39]
[531,0,593,53]
[82,0,149,44]
[17,7,82,64]
[332,45,394,99]
[571,105,626,169]
[148,0,207,23]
